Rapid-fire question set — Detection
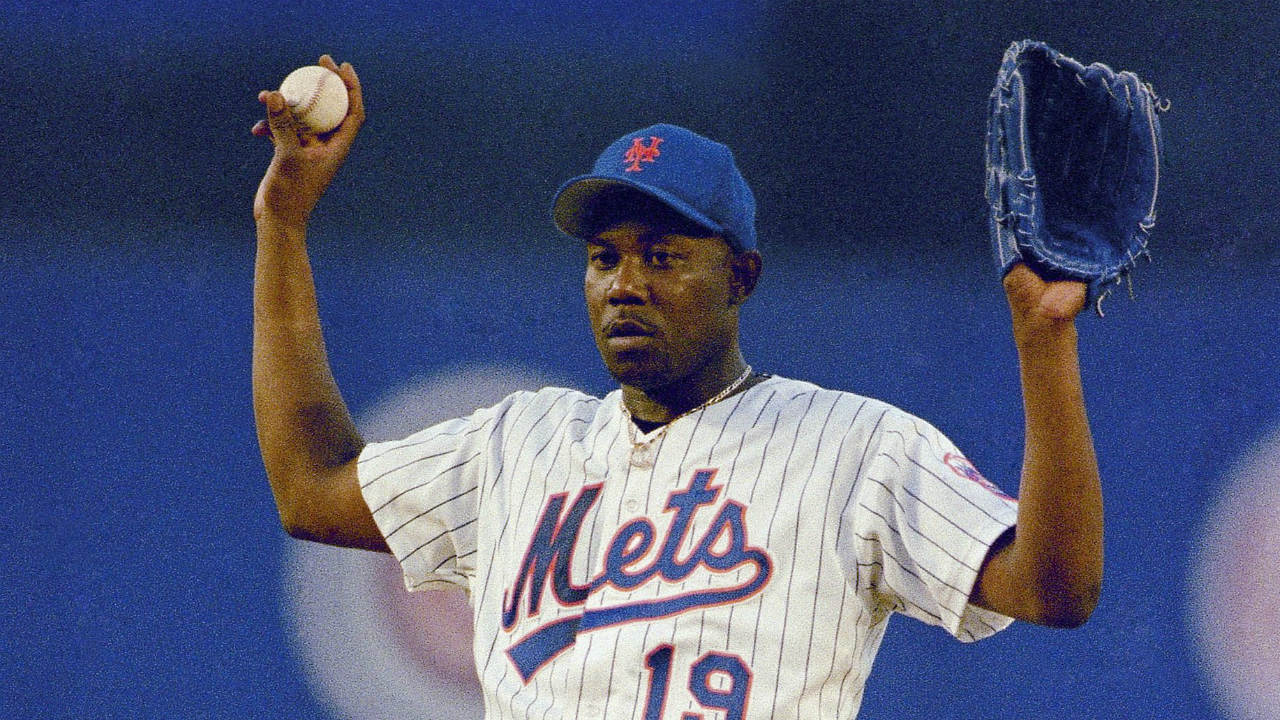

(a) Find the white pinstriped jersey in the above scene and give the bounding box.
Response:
[358,376,1018,720]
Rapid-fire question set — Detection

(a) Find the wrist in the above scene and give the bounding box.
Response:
[1011,315,1078,354]
[254,203,311,231]
[253,174,318,227]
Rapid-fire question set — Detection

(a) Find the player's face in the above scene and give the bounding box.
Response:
[585,221,741,391]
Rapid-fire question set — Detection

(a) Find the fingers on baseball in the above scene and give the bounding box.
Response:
[255,57,361,144]
[333,62,366,131]
[252,91,275,137]
[260,89,302,149]
[312,55,364,130]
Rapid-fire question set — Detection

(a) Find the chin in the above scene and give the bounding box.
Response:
[601,351,673,390]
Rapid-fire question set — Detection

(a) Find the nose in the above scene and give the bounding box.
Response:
[606,256,648,305]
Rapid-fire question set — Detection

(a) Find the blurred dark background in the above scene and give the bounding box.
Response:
[3,1,1278,718]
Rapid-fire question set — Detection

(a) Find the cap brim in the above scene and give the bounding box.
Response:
[551,175,724,240]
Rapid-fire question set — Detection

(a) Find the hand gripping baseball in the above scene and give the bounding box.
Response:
[252,55,365,225]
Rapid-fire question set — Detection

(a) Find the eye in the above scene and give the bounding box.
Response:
[646,250,673,268]
[589,248,619,269]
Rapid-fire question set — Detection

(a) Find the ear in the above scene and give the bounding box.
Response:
[727,250,763,306]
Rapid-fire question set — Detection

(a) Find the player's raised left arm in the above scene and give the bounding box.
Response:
[969,263,1103,628]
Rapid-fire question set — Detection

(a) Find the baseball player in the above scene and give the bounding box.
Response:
[252,57,1103,719]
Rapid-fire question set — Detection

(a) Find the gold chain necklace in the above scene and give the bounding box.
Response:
[622,365,753,450]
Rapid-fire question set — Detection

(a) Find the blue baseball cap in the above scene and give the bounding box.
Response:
[551,123,758,252]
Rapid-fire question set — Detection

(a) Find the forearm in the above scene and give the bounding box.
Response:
[252,213,364,522]
[1007,318,1103,624]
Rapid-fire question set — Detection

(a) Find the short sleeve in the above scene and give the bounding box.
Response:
[357,394,519,593]
[846,408,1019,641]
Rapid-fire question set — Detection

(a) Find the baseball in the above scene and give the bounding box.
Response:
[278,65,349,134]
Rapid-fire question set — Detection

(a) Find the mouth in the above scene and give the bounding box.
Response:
[604,318,658,339]
[602,318,661,353]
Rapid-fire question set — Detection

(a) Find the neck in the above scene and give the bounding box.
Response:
[621,354,754,425]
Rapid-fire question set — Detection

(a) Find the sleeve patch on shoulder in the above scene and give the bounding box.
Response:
[944,452,1015,501]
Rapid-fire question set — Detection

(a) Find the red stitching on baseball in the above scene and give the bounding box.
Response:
[287,69,331,124]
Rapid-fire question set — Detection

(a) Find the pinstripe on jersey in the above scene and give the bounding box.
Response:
[358,376,1018,719]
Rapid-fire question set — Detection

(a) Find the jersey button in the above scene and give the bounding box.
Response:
[624,499,640,513]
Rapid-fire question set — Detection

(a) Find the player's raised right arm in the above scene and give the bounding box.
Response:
[251,56,387,552]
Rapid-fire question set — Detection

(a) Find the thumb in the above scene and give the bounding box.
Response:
[1003,263,1087,320]
[258,90,300,152]
[1038,280,1088,319]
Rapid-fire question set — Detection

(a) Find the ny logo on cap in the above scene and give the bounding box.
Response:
[622,136,663,172]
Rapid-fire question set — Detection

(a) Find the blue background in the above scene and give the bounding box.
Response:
[3,1,1278,718]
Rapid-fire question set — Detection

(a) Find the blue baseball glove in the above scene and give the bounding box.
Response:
[985,40,1168,315]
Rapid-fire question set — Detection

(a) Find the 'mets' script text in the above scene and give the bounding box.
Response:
[500,469,774,681]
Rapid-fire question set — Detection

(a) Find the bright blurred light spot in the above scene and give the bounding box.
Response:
[1189,424,1280,720]
[285,363,565,720]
